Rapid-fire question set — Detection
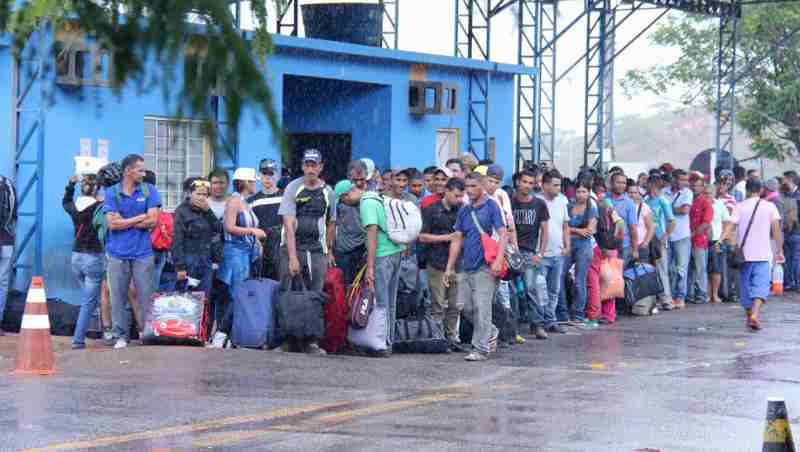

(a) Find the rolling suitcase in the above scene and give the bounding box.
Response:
[232,278,282,349]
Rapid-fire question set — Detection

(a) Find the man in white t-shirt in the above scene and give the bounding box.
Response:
[664,169,693,309]
[536,169,570,332]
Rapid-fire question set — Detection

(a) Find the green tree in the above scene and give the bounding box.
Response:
[621,5,800,161]
[4,0,285,151]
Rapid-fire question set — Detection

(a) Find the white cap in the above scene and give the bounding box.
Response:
[232,167,257,182]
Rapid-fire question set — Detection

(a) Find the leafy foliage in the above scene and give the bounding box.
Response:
[621,5,800,160]
[3,0,285,156]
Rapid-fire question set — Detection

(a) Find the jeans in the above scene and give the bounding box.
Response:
[374,252,402,346]
[654,239,673,303]
[180,254,213,297]
[669,237,691,301]
[687,247,709,303]
[107,255,155,341]
[540,256,564,327]
[0,245,13,325]
[521,252,548,328]
[152,250,167,292]
[784,233,800,289]
[563,245,593,322]
[496,280,511,310]
[457,266,498,354]
[71,252,104,345]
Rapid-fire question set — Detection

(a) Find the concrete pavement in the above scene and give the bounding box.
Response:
[2,295,800,451]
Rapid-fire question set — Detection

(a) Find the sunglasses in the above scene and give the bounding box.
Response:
[192,180,211,189]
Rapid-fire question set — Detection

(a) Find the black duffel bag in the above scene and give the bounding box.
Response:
[623,262,663,312]
[393,314,449,354]
[277,277,328,340]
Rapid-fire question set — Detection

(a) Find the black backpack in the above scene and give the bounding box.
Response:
[594,199,621,251]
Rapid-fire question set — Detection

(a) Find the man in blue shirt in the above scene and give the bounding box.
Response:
[644,174,676,311]
[609,172,640,264]
[444,172,508,362]
[104,154,162,349]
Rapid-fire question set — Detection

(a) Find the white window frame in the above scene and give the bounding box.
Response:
[436,128,460,167]
[144,117,211,211]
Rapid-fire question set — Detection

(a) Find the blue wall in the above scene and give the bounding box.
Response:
[0,39,517,303]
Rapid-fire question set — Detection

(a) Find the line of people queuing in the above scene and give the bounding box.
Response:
[7,150,792,361]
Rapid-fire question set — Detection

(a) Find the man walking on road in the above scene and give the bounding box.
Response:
[104,154,162,349]
[728,179,783,331]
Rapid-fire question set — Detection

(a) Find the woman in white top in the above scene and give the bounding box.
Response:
[627,180,655,262]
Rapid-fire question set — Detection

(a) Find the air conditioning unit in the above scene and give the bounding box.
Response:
[409,81,459,116]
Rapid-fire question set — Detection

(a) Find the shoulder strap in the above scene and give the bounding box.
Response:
[469,208,486,235]
[637,203,643,221]
[740,199,761,250]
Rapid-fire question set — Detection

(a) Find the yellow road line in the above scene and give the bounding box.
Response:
[193,392,467,448]
[22,401,351,452]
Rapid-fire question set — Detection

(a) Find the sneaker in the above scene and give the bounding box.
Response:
[113,338,128,349]
[305,343,327,356]
[464,351,488,362]
[209,331,228,349]
[577,320,598,329]
[598,318,612,325]
[672,299,686,309]
[660,302,675,311]
[547,324,567,334]
[71,343,86,350]
[449,340,469,353]
[102,329,114,346]
[515,334,526,345]
[372,349,392,358]
[533,326,548,340]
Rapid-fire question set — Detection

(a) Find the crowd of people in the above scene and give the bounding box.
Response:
[0,149,790,362]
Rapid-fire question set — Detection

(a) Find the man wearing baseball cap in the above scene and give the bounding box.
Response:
[248,159,283,280]
[278,149,337,355]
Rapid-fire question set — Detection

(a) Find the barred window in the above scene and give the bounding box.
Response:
[144,117,210,210]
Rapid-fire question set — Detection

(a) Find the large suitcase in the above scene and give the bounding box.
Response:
[393,314,449,353]
[142,291,208,345]
[623,263,663,315]
[347,305,389,353]
[320,267,348,353]
[232,278,283,349]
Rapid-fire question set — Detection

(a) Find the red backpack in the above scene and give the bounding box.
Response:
[151,212,174,251]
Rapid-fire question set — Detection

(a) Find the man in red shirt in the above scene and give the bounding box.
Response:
[688,172,713,304]
[420,167,451,210]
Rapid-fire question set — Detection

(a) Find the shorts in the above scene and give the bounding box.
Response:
[740,261,770,310]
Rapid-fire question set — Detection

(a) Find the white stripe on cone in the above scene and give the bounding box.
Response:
[27,288,46,303]
[20,314,50,329]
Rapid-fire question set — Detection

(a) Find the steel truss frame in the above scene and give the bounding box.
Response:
[712,13,738,172]
[11,28,47,283]
[455,0,493,160]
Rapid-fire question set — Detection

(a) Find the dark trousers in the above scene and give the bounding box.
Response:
[334,245,366,287]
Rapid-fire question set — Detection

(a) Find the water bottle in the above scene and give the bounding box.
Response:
[772,264,784,296]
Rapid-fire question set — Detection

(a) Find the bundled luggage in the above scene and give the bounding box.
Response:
[623,262,664,316]
[142,291,208,345]
[392,281,448,354]
[346,266,388,353]
[232,278,283,349]
[320,267,348,353]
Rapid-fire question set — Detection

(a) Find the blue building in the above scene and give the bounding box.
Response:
[0,20,534,303]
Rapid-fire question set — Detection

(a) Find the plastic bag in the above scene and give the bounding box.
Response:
[142,292,208,345]
[599,257,624,301]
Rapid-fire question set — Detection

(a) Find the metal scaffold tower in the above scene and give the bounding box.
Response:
[11,30,46,281]
[713,12,738,171]
[583,0,610,168]
[536,0,558,165]
[455,0,492,160]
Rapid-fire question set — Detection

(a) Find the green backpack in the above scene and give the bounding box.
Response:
[92,183,150,245]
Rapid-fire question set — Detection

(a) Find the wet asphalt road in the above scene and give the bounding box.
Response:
[2,296,800,451]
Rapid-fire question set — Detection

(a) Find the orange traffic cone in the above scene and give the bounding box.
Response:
[13,277,55,375]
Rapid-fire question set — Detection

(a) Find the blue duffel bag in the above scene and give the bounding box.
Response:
[623,262,663,312]
[232,278,284,349]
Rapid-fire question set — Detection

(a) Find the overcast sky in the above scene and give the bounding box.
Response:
[249,0,686,133]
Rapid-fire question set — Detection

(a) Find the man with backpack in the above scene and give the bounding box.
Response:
[644,174,676,311]
[0,174,16,336]
[278,149,336,355]
[103,154,162,349]
[63,174,104,348]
